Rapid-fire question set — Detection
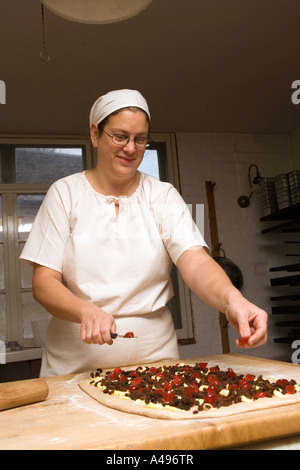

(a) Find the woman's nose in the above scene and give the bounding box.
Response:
[123,139,136,153]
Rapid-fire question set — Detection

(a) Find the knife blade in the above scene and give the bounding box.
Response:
[110,332,136,338]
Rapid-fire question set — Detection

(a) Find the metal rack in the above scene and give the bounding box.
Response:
[261,204,300,344]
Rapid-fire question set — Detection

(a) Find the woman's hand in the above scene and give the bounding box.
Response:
[80,305,116,346]
[224,290,268,349]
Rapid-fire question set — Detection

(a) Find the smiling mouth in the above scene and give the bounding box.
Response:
[117,155,135,163]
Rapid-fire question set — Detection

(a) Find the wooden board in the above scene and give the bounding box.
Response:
[1,354,300,450]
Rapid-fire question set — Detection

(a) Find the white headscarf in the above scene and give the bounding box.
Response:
[89,89,150,127]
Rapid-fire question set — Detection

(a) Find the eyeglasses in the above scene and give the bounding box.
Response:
[102,129,152,148]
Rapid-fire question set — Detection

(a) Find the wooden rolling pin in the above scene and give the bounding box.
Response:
[0,379,49,411]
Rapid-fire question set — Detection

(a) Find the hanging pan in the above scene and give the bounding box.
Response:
[211,245,244,291]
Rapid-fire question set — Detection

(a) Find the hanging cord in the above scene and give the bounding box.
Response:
[40,3,50,62]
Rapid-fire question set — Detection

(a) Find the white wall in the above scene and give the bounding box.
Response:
[177,130,300,362]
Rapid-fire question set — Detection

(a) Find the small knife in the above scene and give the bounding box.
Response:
[110,332,136,339]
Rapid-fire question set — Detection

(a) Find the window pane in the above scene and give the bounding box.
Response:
[18,195,44,292]
[0,294,5,343]
[0,196,3,243]
[17,194,45,241]
[18,242,32,289]
[0,195,4,342]
[139,149,160,179]
[167,266,182,329]
[0,244,5,291]
[20,292,50,341]
[15,147,84,183]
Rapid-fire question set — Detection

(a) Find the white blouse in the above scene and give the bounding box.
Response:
[20,172,207,376]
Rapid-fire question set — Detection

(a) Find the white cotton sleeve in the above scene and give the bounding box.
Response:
[158,186,208,264]
[20,179,72,272]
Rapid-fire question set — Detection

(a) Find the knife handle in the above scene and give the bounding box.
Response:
[110,333,118,338]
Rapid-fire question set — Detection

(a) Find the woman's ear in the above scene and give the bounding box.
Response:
[90,123,99,148]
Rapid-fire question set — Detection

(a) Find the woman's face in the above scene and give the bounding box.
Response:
[91,109,149,181]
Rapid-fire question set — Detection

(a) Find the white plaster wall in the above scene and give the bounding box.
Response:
[177,130,300,362]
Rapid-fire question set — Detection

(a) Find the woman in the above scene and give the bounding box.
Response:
[20,89,267,377]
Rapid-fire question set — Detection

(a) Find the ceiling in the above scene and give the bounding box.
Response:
[1,0,300,136]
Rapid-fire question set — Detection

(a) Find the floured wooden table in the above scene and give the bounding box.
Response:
[1,354,300,450]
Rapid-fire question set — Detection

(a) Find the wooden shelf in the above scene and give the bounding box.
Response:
[270,263,300,272]
[260,203,300,222]
[272,305,300,314]
[270,274,300,286]
[271,294,300,301]
[275,320,300,327]
[274,337,292,343]
[261,219,300,233]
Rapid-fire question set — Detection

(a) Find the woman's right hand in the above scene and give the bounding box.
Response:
[32,264,116,345]
[80,305,116,346]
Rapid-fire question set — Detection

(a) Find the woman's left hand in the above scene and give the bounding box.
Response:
[224,291,268,348]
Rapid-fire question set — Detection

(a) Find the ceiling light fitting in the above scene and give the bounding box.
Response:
[237,164,263,208]
[41,0,153,24]
[40,4,50,62]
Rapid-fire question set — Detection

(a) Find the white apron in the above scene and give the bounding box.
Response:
[40,306,179,376]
